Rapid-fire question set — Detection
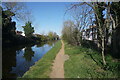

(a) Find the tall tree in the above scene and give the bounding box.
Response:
[48,32,59,40]
[48,31,54,40]
[2,6,17,45]
[110,2,120,58]
[68,2,107,65]
[62,20,76,45]
[94,2,106,65]
[66,4,94,45]
[22,21,34,37]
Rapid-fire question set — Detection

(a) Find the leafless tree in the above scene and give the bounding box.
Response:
[2,2,33,23]
[66,3,94,46]
[67,2,107,65]
[62,20,75,45]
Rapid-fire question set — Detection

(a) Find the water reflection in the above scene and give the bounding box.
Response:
[2,48,17,78]
[2,41,56,78]
[23,47,35,62]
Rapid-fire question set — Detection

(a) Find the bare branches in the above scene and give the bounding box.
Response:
[2,2,33,23]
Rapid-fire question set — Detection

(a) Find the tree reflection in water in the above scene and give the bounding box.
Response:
[23,47,35,62]
[2,41,56,78]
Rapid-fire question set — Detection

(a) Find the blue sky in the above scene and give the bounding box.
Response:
[15,2,74,36]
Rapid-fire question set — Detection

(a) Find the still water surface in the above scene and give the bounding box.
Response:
[2,41,56,78]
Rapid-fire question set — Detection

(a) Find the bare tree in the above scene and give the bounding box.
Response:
[62,20,75,45]
[2,2,33,23]
[67,2,107,65]
[66,3,94,46]
[63,2,119,65]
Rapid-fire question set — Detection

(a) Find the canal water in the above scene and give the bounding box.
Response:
[2,41,56,78]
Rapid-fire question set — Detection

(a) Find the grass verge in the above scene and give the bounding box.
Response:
[22,40,62,78]
[64,42,119,78]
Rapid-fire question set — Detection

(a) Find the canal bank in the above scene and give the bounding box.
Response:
[2,41,57,78]
[22,40,62,78]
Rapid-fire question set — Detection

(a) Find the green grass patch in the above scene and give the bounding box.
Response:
[64,42,119,78]
[22,40,62,78]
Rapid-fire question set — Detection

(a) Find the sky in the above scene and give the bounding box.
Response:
[15,2,74,36]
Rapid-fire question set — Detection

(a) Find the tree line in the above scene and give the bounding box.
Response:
[1,2,59,47]
[62,2,120,66]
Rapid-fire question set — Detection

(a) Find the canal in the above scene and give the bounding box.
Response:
[2,41,56,78]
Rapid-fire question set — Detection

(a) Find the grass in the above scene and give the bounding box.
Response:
[64,42,119,78]
[22,40,62,78]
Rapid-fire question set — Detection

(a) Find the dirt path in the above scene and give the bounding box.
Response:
[50,40,67,78]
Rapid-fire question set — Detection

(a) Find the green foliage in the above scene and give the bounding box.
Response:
[35,34,49,42]
[2,7,17,45]
[48,31,53,40]
[22,40,62,78]
[4,10,15,17]
[40,35,48,41]
[2,9,16,32]
[22,21,34,37]
[64,41,119,78]
[48,32,59,40]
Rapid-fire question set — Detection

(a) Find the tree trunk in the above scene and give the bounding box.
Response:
[102,37,106,65]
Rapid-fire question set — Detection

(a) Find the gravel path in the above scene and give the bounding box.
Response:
[50,40,69,78]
